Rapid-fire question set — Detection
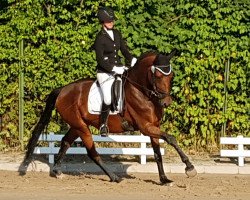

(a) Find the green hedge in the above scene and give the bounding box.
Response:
[0,0,249,150]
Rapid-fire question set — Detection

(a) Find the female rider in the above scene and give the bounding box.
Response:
[93,7,137,137]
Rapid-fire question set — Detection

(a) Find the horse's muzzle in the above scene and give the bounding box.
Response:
[161,96,173,107]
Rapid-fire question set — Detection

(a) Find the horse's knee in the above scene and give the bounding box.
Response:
[57,140,71,156]
[86,149,99,161]
[62,134,74,145]
[55,138,71,164]
[61,139,71,148]
[86,150,93,159]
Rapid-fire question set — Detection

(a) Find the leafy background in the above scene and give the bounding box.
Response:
[0,0,249,151]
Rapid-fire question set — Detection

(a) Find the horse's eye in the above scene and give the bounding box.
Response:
[155,70,163,79]
[155,76,162,80]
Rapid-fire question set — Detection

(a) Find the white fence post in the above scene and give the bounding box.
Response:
[140,140,147,164]
[237,135,244,167]
[220,135,250,167]
[49,132,55,164]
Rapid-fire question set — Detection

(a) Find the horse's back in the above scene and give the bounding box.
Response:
[55,78,95,120]
[58,77,94,98]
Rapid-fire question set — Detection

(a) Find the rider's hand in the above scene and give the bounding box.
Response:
[131,57,137,67]
[112,66,125,75]
[123,66,129,71]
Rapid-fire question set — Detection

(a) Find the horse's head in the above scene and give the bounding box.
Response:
[149,49,177,107]
[129,49,177,108]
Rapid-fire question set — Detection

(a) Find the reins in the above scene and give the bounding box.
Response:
[122,70,171,100]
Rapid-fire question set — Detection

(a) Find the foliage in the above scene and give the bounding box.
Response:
[163,0,250,150]
[0,0,249,151]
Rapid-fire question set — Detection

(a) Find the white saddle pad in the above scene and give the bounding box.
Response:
[88,80,123,115]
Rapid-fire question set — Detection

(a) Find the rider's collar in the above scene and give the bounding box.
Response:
[103,27,114,40]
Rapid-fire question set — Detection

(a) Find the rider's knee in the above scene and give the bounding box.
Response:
[103,96,112,105]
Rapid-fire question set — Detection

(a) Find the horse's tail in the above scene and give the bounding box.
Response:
[24,88,61,162]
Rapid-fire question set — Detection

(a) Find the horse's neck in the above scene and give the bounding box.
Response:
[124,54,157,102]
[128,55,155,82]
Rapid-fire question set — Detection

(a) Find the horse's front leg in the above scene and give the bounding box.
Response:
[143,124,197,178]
[150,137,172,184]
[161,132,197,177]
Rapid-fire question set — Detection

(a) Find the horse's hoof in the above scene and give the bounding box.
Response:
[18,170,27,176]
[160,176,174,186]
[165,182,174,186]
[185,165,197,177]
[115,177,122,183]
[110,175,122,183]
[55,173,65,179]
[18,159,31,176]
[51,168,63,178]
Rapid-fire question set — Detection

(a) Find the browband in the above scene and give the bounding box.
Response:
[151,65,172,76]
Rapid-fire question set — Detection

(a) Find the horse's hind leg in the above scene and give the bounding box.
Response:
[161,133,197,177]
[150,137,172,184]
[79,126,121,183]
[52,128,79,177]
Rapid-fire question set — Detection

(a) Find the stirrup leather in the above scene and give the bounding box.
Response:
[99,124,109,137]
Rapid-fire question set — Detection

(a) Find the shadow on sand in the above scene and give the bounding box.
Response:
[18,153,143,182]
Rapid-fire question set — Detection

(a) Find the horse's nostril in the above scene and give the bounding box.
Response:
[163,102,170,108]
[161,96,173,108]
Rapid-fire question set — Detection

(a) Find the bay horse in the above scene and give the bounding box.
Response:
[21,49,197,184]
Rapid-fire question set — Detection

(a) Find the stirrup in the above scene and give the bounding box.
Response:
[99,124,109,137]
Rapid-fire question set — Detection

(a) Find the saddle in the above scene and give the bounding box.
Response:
[87,76,124,115]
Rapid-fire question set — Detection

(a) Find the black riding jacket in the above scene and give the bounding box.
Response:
[93,28,133,73]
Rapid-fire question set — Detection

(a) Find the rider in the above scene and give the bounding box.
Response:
[93,7,137,137]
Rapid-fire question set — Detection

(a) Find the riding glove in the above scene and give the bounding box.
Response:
[112,66,125,74]
[131,57,137,67]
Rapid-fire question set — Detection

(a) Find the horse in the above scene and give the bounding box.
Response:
[20,49,197,184]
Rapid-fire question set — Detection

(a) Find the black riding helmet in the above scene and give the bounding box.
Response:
[97,7,116,23]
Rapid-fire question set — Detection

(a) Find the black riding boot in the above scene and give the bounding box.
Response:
[99,103,111,137]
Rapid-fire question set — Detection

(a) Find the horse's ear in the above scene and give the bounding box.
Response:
[167,48,180,59]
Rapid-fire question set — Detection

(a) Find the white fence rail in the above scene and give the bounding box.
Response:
[220,135,250,166]
[34,132,165,165]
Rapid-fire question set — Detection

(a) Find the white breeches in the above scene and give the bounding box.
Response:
[97,72,115,105]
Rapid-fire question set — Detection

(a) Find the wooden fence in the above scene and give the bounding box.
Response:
[220,135,250,166]
[34,132,165,165]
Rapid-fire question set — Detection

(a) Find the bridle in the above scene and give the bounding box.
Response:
[123,64,172,100]
[150,64,172,99]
